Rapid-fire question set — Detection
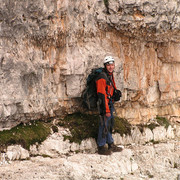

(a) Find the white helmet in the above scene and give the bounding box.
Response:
[104,56,115,65]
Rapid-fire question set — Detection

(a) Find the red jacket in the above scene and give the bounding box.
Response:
[96,69,116,115]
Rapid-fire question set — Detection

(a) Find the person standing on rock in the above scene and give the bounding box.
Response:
[96,56,122,155]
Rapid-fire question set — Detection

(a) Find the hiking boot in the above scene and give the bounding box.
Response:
[98,146,112,155]
[108,143,123,152]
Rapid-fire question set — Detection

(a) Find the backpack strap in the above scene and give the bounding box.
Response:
[101,72,116,99]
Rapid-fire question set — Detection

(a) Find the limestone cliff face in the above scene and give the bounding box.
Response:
[0,0,180,129]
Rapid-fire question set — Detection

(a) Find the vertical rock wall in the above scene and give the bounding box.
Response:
[0,0,180,129]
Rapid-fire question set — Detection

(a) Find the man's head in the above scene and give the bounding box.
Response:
[104,56,115,73]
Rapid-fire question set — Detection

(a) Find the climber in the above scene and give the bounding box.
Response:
[96,56,122,155]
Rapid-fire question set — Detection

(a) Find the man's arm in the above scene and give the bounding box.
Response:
[96,78,110,115]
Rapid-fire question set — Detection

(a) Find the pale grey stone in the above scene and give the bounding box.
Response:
[113,133,124,145]
[166,125,175,139]
[142,127,153,142]
[174,124,180,138]
[6,145,29,161]
[70,142,80,152]
[153,126,167,141]
[146,82,160,103]
[29,145,39,155]
[131,126,144,144]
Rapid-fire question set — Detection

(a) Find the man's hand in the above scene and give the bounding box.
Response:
[105,112,111,117]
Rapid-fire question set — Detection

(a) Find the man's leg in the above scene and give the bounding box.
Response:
[106,108,123,153]
[97,119,106,147]
[97,117,111,155]
[106,115,114,145]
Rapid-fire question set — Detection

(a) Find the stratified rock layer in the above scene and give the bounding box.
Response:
[0,0,180,129]
[0,124,180,180]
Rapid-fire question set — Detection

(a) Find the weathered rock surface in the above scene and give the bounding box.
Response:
[1,1,180,178]
[1,0,180,129]
[0,140,179,180]
[6,145,29,161]
[0,124,179,180]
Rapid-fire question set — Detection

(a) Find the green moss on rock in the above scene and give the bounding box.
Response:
[0,121,51,150]
[0,112,132,149]
[60,112,131,144]
[113,117,131,136]
[59,112,99,144]
[156,116,170,129]
[138,116,171,133]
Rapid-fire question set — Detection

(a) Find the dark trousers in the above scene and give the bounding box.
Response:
[97,103,114,147]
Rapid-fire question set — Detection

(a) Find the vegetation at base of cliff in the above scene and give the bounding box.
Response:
[59,112,131,144]
[0,112,131,149]
[156,116,170,129]
[113,116,131,136]
[0,114,171,149]
[138,116,171,133]
[59,112,99,144]
[0,121,51,150]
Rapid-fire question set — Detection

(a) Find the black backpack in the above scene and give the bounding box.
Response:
[82,67,104,110]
